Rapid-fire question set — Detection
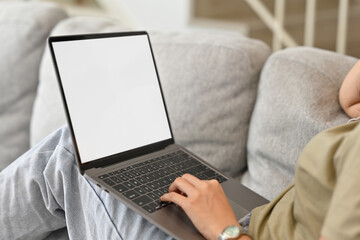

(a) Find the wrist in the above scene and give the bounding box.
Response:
[217,224,251,240]
[236,235,252,240]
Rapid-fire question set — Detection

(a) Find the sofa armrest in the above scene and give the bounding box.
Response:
[242,47,358,200]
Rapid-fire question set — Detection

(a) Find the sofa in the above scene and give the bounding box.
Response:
[0,0,357,211]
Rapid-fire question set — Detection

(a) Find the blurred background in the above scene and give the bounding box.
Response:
[12,0,360,58]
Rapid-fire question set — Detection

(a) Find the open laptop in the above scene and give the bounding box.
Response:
[48,31,268,240]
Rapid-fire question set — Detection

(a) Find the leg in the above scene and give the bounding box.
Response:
[0,126,171,240]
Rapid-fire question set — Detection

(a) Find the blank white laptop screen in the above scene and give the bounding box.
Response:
[52,34,172,163]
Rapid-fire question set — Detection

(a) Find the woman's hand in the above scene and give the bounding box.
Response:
[160,174,241,240]
[339,60,360,118]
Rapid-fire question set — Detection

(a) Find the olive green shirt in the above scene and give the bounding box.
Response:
[249,121,360,240]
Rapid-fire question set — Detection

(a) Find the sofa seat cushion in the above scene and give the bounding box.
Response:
[242,47,358,200]
[0,2,67,171]
[30,16,271,176]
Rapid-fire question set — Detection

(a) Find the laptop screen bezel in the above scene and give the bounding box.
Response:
[48,31,175,174]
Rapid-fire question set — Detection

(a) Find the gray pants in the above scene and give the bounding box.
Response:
[0,126,172,240]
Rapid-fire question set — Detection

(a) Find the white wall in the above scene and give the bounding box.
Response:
[97,0,192,31]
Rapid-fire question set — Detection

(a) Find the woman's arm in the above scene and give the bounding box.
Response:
[339,60,360,118]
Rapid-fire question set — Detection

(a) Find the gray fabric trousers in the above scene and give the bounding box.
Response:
[0,126,172,240]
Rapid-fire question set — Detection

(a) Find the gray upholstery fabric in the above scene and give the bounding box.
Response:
[150,32,271,176]
[0,2,67,171]
[30,16,271,176]
[242,47,358,200]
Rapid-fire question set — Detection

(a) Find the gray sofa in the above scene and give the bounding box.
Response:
[0,1,357,207]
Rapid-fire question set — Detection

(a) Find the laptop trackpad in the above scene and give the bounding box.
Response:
[154,204,204,239]
[228,198,250,221]
[154,200,249,240]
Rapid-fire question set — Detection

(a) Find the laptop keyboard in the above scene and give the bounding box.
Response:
[98,150,227,213]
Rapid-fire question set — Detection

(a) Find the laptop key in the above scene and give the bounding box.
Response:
[130,170,141,177]
[123,190,139,200]
[203,170,216,178]
[134,187,146,195]
[148,182,158,190]
[157,169,166,176]
[149,163,158,170]
[113,184,128,193]
[145,166,154,172]
[123,172,135,179]
[99,174,109,179]
[129,179,141,187]
[143,202,159,213]
[147,192,158,200]
[155,200,170,208]
[148,173,157,181]
[173,165,180,171]
[157,161,165,168]
[182,160,192,169]
[124,166,132,171]
[166,174,177,183]
[146,183,156,191]
[110,176,121,184]
[187,158,201,166]
[185,167,197,175]
[142,174,151,182]
[123,181,135,189]
[166,167,176,174]
[159,187,169,195]
[151,171,160,179]
[103,178,116,186]
[133,195,152,207]
[116,174,129,182]
[178,169,188,176]
[197,173,208,180]
[154,180,164,188]
[133,162,142,168]
[153,190,163,198]
[152,201,162,210]
[215,175,227,183]
[137,176,147,184]
[138,167,148,175]
[142,185,152,193]
[160,177,171,186]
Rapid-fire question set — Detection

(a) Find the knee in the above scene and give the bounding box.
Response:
[34,125,75,155]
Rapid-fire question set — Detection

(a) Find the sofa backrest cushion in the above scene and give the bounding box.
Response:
[0,2,67,171]
[242,47,358,200]
[30,16,271,177]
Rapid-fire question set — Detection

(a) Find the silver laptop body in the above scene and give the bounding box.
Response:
[48,31,268,240]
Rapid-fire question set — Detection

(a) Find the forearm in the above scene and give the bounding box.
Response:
[339,60,360,118]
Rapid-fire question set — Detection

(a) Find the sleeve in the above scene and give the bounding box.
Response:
[320,123,360,240]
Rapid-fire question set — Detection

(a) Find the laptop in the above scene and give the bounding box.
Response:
[48,31,268,240]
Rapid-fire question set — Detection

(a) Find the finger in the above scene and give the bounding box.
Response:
[161,192,188,208]
[168,177,197,197]
[181,173,204,186]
